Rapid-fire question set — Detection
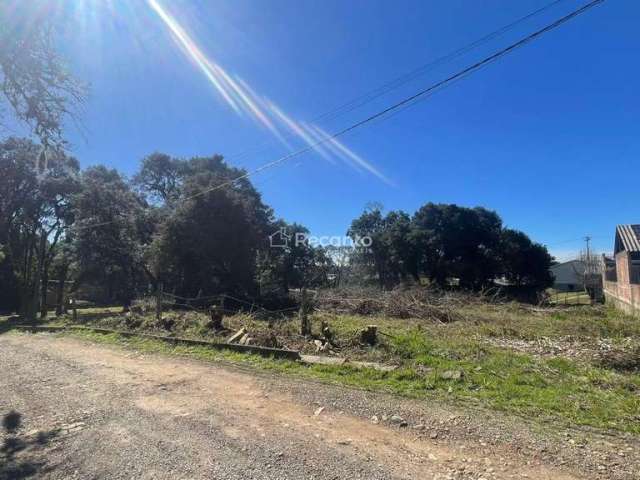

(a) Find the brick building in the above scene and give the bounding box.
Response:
[602,225,640,315]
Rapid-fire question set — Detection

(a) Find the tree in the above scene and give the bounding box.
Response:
[0,247,19,313]
[348,208,392,288]
[324,245,355,287]
[48,240,74,316]
[72,166,149,308]
[134,152,183,205]
[258,221,331,295]
[500,229,554,288]
[382,210,419,282]
[0,3,85,153]
[0,137,79,319]
[148,156,274,299]
[348,208,419,288]
[412,203,503,288]
[153,184,262,298]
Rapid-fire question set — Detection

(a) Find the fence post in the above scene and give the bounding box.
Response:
[71,298,78,323]
[299,288,311,336]
[155,283,163,321]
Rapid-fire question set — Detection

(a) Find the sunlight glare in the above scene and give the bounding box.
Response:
[146,0,390,184]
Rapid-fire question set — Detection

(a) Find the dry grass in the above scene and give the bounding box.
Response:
[26,296,640,434]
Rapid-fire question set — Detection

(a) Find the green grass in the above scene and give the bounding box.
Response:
[457,303,640,340]
[9,300,640,435]
[37,319,640,435]
[384,329,640,432]
[47,301,640,345]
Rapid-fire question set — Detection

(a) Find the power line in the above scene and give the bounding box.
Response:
[193,0,606,197]
[224,0,567,163]
[73,0,606,232]
[313,0,568,124]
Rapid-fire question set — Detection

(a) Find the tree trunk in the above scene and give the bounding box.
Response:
[55,279,65,316]
[20,286,36,322]
[39,260,49,320]
[54,262,69,316]
[155,283,163,321]
[299,287,311,336]
[33,234,46,320]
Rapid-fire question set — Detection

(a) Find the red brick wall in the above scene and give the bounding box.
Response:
[616,252,630,285]
[603,252,640,316]
[604,280,640,316]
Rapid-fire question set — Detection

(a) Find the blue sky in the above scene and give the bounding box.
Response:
[26,0,640,259]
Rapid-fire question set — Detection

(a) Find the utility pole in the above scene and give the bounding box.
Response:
[584,236,592,274]
[583,235,598,305]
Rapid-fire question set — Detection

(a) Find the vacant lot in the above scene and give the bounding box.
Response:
[35,297,640,437]
[1,332,639,479]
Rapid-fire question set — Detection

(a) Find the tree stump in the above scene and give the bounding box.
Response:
[360,325,378,346]
[321,319,336,346]
[207,306,224,331]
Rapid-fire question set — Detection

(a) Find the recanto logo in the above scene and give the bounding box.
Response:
[268,229,371,249]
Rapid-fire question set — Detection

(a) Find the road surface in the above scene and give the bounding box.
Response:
[0,333,632,479]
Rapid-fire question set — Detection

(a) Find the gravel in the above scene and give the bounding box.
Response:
[0,332,637,480]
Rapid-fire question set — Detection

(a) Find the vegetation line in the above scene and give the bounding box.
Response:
[12,324,301,360]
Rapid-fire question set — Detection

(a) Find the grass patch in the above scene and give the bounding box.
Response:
[12,300,639,435]
[40,322,640,435]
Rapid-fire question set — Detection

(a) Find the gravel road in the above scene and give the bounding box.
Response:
[0,333,637,479]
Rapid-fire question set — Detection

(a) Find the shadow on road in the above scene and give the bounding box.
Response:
[0,410,58,480]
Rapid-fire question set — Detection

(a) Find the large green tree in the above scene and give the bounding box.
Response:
[348,208,392,288]
[134,152,183,205]
[500,228,554,288]
[348,202,552,293]
[348,208,418,287]
[147,155,274,299]
[72,166,149,308]
[0,137,79,318]
[412,203,503,288]
[258,221,332,295]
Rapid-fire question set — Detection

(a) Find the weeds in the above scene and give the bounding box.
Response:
[21,300,640,434]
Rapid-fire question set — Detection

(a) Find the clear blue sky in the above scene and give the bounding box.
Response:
[43,0,640,258]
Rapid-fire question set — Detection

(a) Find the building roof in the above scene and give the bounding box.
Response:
[615,225,640,254]
[550,259,584,270]
[550,260,585,284]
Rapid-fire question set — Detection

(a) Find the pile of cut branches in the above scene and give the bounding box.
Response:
[314,287,471,323]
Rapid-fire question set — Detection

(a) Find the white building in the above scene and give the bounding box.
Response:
[550,260,586,292]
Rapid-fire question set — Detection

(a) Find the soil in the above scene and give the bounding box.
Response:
[0,332,637,479]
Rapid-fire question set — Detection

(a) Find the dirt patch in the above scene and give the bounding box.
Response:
[4,333,639,479]
[0,333,604,479]
[484,335,640,368]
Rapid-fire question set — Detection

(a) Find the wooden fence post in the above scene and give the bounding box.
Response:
[299,288,311,336]
[155,283,163,321]
[207,296,224,331]
[71,298,78,323]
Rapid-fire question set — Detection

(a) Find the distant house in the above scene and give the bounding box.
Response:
[550,260,586,292]
[602,225,640,315]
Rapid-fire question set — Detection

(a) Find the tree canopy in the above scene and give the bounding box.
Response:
[0,3,85,152]
[349,203,553,292]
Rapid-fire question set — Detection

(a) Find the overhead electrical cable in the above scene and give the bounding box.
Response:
[225,0,567,163]
[192,0,606,197]
[73,0,605,232]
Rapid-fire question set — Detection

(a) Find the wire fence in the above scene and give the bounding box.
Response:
[157,291,300,317]
[548,289,592,306]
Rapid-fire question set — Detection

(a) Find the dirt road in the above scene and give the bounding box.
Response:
[0,333,635,479]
